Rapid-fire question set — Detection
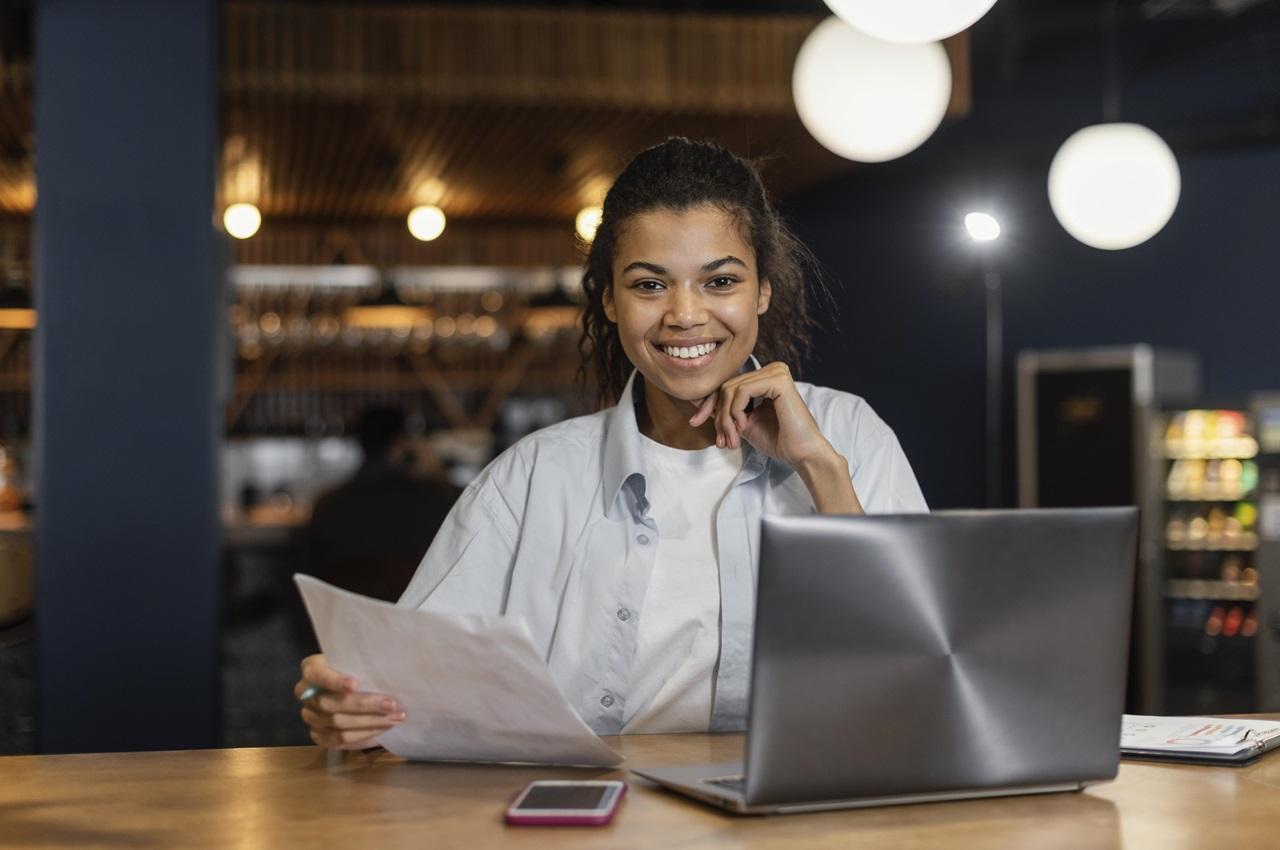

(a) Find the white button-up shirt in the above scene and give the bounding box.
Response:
[398,366,928,734]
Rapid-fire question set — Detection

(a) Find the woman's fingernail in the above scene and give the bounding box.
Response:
[390,712,407,722]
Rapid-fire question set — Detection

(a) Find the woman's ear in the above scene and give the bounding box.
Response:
[756,278,772,316]
[603,283,617,323]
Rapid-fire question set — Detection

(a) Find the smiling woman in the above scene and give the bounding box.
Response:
[293,138,928,747]
[603,207,773,448]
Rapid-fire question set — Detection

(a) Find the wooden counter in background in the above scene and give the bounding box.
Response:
[0,510,308,550]
[3,726,1279,849]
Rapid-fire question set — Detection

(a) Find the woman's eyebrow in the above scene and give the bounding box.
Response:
[620,256,746,275]
[701,255,747,272]
[620,260,668,276]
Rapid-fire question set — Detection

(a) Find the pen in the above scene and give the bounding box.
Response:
[298,684,323,702]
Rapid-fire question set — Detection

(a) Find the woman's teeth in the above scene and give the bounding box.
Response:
[661,342,718,359]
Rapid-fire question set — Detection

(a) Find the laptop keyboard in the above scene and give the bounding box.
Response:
[705,775,746,793]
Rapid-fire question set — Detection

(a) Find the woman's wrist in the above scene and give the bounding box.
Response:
[795,447,864,515]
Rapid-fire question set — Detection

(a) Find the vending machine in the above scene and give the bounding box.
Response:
[1252,395,1280,711]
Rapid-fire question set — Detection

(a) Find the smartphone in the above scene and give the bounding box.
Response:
[504,779,627,826]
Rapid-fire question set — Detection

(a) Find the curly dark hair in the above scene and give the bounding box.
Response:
[578,137,828,407]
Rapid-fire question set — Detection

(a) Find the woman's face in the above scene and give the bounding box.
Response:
[605,204,771,405]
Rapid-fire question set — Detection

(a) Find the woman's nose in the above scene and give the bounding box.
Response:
[666,286,707,327]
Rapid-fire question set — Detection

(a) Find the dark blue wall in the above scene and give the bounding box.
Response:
[785,7,1280,509]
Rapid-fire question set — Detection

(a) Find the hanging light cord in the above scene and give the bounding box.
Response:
[1102,0,1125,123]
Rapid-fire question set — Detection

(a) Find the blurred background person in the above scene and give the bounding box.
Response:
[303,406,461,605]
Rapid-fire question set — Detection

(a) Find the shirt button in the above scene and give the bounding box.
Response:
[617,608,631,622]
[600,694,615,708]
[636,534,650,545]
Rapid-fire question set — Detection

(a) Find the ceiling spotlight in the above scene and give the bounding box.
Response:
[223,203,262,240]
[823,0,1000,45]
[575,206,603,242]
[1048,123,1180,250]
[407,205,447,242]
[964,212,1001,242]
[793,17,952,163]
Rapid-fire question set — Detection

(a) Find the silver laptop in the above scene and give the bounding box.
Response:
[633,508,1138,815]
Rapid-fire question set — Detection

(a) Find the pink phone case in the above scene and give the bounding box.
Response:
[504,782,626,826]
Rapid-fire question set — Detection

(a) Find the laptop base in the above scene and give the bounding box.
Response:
[632,762,1093,816]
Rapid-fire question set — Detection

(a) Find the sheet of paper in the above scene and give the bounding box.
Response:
[295,574,623,767]
[1121,714,1280,755]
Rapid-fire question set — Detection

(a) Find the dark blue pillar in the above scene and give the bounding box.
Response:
[35,0,220,752]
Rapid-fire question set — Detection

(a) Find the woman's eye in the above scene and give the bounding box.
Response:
[708,276,738,289]
[633,279,665,291]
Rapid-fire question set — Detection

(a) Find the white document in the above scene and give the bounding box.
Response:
[295,574,623,767]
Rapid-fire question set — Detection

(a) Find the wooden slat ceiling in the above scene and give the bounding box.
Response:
[0,1,972,266]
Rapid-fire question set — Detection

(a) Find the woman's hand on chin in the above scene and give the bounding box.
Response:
[688,362,863,514]
[688,361,825,463]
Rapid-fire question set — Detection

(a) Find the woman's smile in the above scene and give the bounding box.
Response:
[653,339,721,367]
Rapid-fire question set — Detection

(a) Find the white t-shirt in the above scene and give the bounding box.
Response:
[621,436,744,733]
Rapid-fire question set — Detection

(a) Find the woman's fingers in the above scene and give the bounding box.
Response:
[312,690,403,716]
[688,394,717,428]
[714,389,740,449]
[299,654,358,695]
[301,696,406,751]
[310,727,389,750]
[301,706,405,732]
[717,372,775,449]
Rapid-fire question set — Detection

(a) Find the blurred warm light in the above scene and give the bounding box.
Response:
[521,306,581,338]
[312,316,340,343]
[824,0,999,44]
[480,290,504,312]
[792,17,951,163]
[434,315,457,338]
[1048,123,1180,250]
[413,177,446,205]
[408,205,447,242]
[223,203,262,240]
[964,212,1001,242]
[575,206,603,242]
[474,315,498,338]
[0,309,36,329]
[343,305,433,329]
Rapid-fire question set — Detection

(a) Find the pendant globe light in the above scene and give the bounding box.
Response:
[792,17,952,163]
[823,0,1000,45]
[1048,123,1180,251]
[1047,5,1180,250]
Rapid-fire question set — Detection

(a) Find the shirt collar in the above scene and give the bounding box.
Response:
[601,355,765,520]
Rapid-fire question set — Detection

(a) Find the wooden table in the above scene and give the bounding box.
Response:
[3,731,1278,849]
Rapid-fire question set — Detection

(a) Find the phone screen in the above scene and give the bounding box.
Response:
[515,785,611,811]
